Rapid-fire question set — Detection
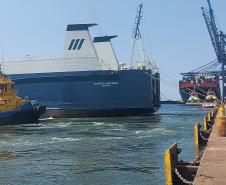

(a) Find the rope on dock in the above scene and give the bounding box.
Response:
[199,131,209,141]
[206,120,213,128]
[174,168,193,184]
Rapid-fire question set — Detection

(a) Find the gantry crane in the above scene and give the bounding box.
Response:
[201,0,226,100]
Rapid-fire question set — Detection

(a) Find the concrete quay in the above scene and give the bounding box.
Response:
[193,106,226,185]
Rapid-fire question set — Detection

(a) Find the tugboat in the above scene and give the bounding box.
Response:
[199,89,218,109]
[186,90,202,106]
[0,70,46,125]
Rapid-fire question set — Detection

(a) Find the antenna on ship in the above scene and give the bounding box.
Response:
[130,3,143,69]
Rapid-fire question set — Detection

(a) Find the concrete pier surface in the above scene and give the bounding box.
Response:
[194,107,226,185]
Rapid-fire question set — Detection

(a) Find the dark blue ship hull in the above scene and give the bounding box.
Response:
[9,70,160,118]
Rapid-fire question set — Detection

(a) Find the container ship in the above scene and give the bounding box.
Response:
[179,60,221,102]
[179,74,221,102]
[1,22,160,118]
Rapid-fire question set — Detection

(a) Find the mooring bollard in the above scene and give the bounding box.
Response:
[216,116,226,137]
[207,112,211,122]
[194,122,210,148]
[219,105,225,117]
[194,123,200,146]
[164,143,178,185]
[164,143,198,185]
[203,114,208,131]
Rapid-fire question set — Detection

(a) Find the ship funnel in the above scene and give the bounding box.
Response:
[93,35,119,70]
[64,24,99,59]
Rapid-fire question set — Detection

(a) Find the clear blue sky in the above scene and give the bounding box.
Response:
[0,0,225,100]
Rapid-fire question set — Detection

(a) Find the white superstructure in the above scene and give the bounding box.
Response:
[93,36,119,70]
[2,24,120,75]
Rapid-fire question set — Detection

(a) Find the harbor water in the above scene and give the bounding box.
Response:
[0,104,209,185]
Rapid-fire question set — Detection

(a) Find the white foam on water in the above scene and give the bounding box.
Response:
[108,123,123,127]
[93,122,104,126]
[6,141,34,147]
[23,123,42,127]
[55,122,73,128]
[30,137,82,145]
[39,116,54,121]
[135,131,143,134]
[51,137,82,142]
[0,141,8,144]
[24,141,33,146]
[137,135,152,139]
[0,136,82,147]
[109,128,126,131]
[152,128,172,135]
[135,128,172,137]
[37,122,73,129]
[96,137,123,140]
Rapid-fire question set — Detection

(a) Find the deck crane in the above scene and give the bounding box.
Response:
[201,0,226,100]
[130,3,155,70]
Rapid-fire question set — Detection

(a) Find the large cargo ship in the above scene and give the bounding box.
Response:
[179,73,221,102]
[179,57,222,103]
[1,23,160,118]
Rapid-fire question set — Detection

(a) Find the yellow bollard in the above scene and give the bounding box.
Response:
[194,123,200,147]
[164,143,178,185]
[215,116,226,136]
[207,112,211,122]
[165,149,173,185]
[203,114,207,131]
[219,105,225,117]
